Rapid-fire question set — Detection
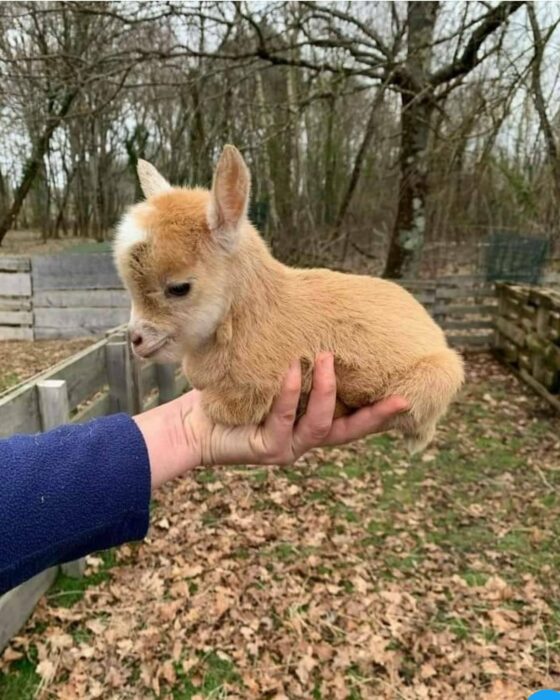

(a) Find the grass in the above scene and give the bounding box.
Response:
[0,372,20,393]
[60,241,112,254]
[173,652,241,699]
[0,648,40,700]
[0,549,118,699]
[46,549,117,608]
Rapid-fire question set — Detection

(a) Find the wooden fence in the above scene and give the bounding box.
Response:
[0,257,33,340]
[494,283,560,411]
[401,276,497,349]
[0,253,128,340]
[0,328,187,651]
[0,262,500,348]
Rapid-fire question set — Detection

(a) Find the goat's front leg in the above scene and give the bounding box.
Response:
[201,386,274,426]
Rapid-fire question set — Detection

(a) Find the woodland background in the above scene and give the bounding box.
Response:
[0,0,559,278]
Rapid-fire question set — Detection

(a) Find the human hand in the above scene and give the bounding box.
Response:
[135,353,409,488]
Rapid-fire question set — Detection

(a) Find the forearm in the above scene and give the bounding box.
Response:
[0,415,151,594]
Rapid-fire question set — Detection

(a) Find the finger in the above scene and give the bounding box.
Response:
[293,352,336,452]
[261,360,302,451]
[324,396,409,446]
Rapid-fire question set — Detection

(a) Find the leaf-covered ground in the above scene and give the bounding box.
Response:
[1,354,559,699]
[0,339,94,394]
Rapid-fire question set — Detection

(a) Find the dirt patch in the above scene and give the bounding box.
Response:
[0,230,108,256]
[1,355,559,698]
[0,339,96,394]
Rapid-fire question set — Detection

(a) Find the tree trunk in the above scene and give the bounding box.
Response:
[383,93,434,278]
[255,70,280,233]
[336,87,386,258]
[383,2,438,278]
[0,90,77,246]
[323,93,337,227]
[527,6,560,204]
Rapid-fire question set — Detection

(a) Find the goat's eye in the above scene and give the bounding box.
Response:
[166,282,191,298]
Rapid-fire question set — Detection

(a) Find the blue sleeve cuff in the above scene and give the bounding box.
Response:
[0,414,151,594]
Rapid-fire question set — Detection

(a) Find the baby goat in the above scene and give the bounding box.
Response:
[114,146,464,452]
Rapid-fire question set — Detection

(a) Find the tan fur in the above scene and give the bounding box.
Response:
[115,146,464,452]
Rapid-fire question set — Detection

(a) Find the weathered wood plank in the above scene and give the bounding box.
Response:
[519,369,560,412]
[106,340,141,414]
[0,310,33,325]
[0,256,31,272]
[34,289,130,309]
[0,382,40,436]
[0,326,34,341]
[433,304,497,316]
[49,340,108,409]
[401,276,485,287]
[399,280,437,290]
[496,335,519,363]
[441,319,495,331]
[32,253,121,291]
[37,379,70,431]
[34,307,129,339]
[61,558,86,578]
[496,317,526,346]
[0,272,31,296]
[141,362,158,397]
[412,292,435,305]
[73,392,111,424]
[0,297,32,311]
[448,334,493,348]
[155,364,178,404]
[175,373,189,394]
[143,392,161,412]
[436,287,494,300]
[143,372,189,411]
[0,567,58,652]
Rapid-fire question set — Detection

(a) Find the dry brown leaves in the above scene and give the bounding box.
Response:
[0,339,93,393]
[1,354,560,699]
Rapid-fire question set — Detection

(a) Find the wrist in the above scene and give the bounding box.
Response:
[133,393,202,489]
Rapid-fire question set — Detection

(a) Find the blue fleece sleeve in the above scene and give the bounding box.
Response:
[0,414,151,594]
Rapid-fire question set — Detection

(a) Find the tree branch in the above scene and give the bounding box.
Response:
[430,1,525,87]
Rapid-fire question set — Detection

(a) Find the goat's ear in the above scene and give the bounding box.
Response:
[208,145,250,249]
[137,159,171,198]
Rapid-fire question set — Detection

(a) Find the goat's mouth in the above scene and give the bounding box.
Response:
[132,337,170,359]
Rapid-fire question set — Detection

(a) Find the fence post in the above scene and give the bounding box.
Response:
[106,335,141,415]
[155,364,177,404]
[38,379,69,431]
[37,379,86,579]
[0,568,58,653]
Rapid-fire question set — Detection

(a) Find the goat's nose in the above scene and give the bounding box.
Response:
[130,330,143,347]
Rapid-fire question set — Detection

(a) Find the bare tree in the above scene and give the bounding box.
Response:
[0,1,558,278]
[527,4,560,204]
